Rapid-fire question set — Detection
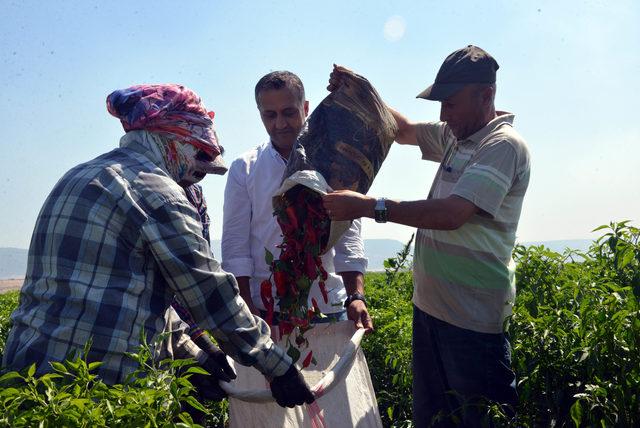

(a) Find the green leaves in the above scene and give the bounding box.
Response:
[361,235,415,427]
[510,221,640,427]
[383,234,414,286]
[0,328,220,427]
[286,344,301,364]
[0,222,637,427]
[570,399,583,427]
[363,224,639,427]
[0,290,19,359]
[264,248,274,266]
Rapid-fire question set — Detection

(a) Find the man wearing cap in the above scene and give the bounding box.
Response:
[2,84,314,410]
[323,46,531,426]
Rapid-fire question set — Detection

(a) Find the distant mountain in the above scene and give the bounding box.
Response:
[0,238,593,280]
[211,239,407,271]
[0,241,406,279]
[0,248,28,280]
[364,239,408,271]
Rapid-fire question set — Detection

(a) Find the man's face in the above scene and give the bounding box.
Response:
[439,85,486,140]
[257,88,309,151]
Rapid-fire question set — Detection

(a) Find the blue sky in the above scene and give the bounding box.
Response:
[1,0,638,249]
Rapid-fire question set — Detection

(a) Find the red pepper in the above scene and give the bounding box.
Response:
[260,280,274,326]
[290,316,309,329]
[319,265,328,281]
[281,246,295,262]
[278,320,294,341]
[302,350,314,368]
[306,225,318,245]
[319,281,328,304]
[278,221,295,236]
[306,200,325,218]
[267,186,333,367]
[273,271,288,297]
[288,281,300,296]
[304,252,318,280]
[296,188,307,203]
[285,206,299,229]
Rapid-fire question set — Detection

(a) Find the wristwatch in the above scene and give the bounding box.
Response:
[374,197,388,223]
[344,292,367,308]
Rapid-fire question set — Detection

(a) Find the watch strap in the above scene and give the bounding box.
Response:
[344,292,367,308]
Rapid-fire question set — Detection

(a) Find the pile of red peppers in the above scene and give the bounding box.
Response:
[261,185,331,367]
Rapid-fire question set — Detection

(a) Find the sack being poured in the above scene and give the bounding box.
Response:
[262,67,398,365]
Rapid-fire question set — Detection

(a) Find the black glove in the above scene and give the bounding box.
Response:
[190,333,237,401]
[270,364,315,408]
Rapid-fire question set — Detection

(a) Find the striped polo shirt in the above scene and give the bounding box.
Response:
[412,112,531,334]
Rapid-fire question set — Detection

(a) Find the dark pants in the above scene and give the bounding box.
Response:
[412,306,517,427]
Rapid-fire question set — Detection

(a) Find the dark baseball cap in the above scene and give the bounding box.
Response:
[416,45,499,101]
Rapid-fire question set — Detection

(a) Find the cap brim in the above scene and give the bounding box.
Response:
[201,155,228,176]
[416,82,466,101]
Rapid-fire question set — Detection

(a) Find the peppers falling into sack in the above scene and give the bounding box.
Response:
[262,67,398,367]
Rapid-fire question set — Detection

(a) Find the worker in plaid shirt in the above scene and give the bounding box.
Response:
[2,84,314,408]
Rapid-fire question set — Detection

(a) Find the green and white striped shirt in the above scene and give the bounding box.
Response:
[413,113,531,333]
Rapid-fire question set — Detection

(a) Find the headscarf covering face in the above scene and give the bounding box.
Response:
[155,134,213,185]
[106,84,227,182]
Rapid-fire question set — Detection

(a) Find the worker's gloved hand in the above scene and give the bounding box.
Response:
[190,333,237,401]
[270,364,315,408]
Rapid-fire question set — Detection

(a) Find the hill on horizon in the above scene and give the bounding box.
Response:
[0,247,28,280]
[0,238,592,280]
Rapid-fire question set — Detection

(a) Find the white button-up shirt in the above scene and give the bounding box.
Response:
[222,141,367,314]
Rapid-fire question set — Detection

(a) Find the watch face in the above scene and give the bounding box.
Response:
[374,198,387,223]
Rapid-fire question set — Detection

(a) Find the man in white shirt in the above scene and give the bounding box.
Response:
[222,70,372,329]
[222,71,381,427]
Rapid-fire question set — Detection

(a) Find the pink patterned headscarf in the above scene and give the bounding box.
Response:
[106,84,222,157]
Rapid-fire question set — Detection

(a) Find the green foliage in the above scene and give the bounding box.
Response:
[0,221,638,427]
[362,222,639,427]
[362,235,414,428]
[0,329,220,427]
[0,291,19,359]
[201,399,228,428]
[510,221,639,427]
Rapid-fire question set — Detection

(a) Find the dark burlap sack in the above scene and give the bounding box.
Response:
[273,69,398,252]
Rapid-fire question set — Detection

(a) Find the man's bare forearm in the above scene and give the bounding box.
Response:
[383,197,478,230]
[389,107,419,146]
[338,271,365,295]
[236,276,258,313]
[324,191,478,230]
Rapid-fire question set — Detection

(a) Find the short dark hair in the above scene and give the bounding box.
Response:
[254,71,305,105]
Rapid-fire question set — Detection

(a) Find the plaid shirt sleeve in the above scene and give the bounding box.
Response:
[163,306,208,365]
[143,195,291,377]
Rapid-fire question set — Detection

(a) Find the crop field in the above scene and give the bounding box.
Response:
[0,222,638,427]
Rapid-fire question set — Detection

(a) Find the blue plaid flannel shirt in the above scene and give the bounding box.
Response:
[2,131,291,384]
